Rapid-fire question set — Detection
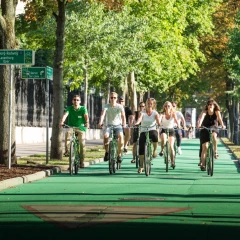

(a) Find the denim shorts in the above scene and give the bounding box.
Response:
[104,125,123,137]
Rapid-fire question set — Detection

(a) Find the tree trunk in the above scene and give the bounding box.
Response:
[0,0,18,165]
[83,59,88,108]
[233,98,239,144]
[127,72,137,112]
[50,0,66,160]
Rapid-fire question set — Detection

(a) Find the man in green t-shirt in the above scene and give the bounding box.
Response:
[59,95,89,168]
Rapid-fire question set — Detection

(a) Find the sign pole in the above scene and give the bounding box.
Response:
[8,65,13,169]
[46,78,49,164]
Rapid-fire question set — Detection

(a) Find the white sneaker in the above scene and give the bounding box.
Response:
[178,147,182,155]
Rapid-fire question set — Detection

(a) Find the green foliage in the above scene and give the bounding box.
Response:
[224,11,240,97]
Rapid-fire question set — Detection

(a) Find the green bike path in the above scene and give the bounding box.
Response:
[1,139,240,240]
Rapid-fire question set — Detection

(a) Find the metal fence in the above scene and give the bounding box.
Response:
[15,78,103,128]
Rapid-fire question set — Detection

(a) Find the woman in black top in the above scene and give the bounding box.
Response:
[197,99,226,171]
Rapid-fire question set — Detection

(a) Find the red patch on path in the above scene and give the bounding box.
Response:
[22,205,190,229]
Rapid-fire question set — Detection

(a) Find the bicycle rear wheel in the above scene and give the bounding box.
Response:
[69,140,75,175]
[165,141,169,172]
[144,143,151,176]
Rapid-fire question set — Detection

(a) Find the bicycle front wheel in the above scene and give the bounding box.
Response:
[109,141,116,174]
[165,141,169,172]
[69,140,75,175]
[144,143,151,176]
[74,144,80,174]
[207,143,214,176]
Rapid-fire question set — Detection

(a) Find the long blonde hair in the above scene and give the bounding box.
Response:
[161,101,175,114]
[145,98,157,111]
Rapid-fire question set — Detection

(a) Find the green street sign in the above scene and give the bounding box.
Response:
[21,67,46,79]
[0,50,35,65]
[46,66,53,80]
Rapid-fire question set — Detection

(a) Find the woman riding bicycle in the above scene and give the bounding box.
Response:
[158,101,181,168]
[134,98,161,174]
[197,98,226,171]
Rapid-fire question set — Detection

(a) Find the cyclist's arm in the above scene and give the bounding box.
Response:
[155,112,161,126]
[59,112,69,128]
[84,113,89,127]
[98,109,106,127]
[121,110,126,128]
[216,111,226,128]
[134,112,143,125]
[173,112,181,129]
[196,111,206,128]
[180,114,187,129]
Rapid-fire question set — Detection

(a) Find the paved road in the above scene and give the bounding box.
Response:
[1,138,240,239]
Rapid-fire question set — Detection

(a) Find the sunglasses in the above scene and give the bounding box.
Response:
[73,99,80,101]
[110,97,117,99]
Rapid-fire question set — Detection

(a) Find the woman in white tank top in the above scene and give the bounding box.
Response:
[134,98,161,174]
[159,101,180,168]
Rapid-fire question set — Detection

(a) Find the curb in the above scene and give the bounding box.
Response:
[0,166,61,192]
[220,138,240,165]
[57,158,104,171]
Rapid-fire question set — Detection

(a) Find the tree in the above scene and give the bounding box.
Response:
[0,0,18,164]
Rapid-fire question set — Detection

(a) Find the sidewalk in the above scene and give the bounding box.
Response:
[16,139,103,158]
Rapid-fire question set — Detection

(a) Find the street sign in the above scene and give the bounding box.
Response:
[0,49,35,65]
[21,67,46,79]
[46,66,53,80]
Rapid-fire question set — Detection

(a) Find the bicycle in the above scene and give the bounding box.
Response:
[199,126,225,176]
[159,127,179,172]
[141,125,157,176]
[129,125,141,168]
[63,124,82,175]
[105,124,122,174]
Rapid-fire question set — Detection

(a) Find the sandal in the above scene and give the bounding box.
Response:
[214,152,219,159]
[131,159,136,163]
[159,151,164,157]
[200,166,206,171]
[138,168,144,174]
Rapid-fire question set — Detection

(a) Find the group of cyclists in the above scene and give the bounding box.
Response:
[60,92,226,173]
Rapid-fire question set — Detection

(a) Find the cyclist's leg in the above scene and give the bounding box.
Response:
[103,127,110,161]
[76,129,86,167]
[138,132,146,172]
[159,131,167,155]
[169,135,175,163]
[64,129,71,156]
[200,142,208,168]
[131,128,138,162]
[123,126,131,151]
[116,127,124,161]
[150,130,158,158]
[212,132,219,158]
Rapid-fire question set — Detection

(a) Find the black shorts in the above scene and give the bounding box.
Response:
[200,128,219,145]
[132,128,139,143]
[160,128,175,137]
